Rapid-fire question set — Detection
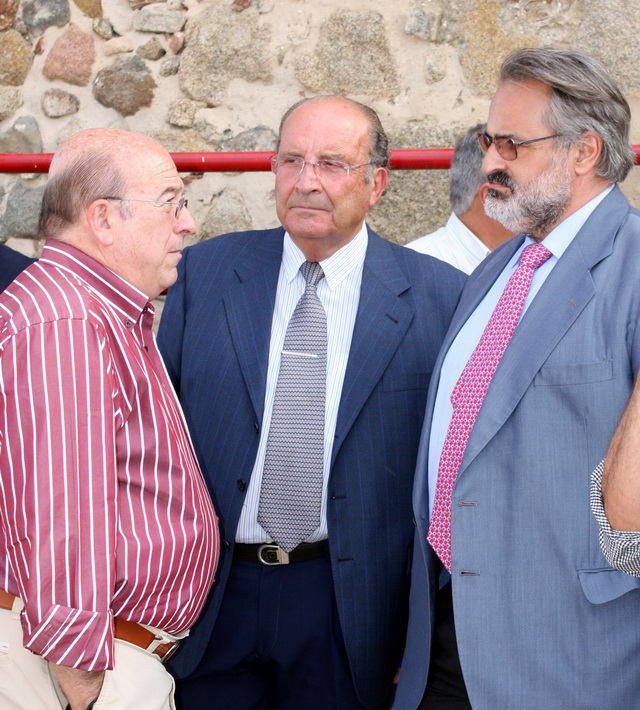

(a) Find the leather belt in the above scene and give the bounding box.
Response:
[233,540,328,565]
[0,589,179,663]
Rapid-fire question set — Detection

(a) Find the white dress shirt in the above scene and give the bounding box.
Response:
[406,212,490,274]
[236,222,368,543]
[428,186,614,514]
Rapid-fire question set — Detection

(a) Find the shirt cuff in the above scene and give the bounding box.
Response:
[21,603,114,671]
[590,459,640,577]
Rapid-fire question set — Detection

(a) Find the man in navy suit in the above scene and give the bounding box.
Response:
[0,243,34,292]
[395,48,640,710]
[157,96,465,710]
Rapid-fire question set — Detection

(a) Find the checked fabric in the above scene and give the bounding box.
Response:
[427,242,552,571]
[258,261,327,553]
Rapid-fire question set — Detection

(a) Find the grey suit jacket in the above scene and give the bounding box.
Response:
[396,186,640,710]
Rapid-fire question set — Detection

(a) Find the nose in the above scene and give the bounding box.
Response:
[295,161,322,191]
[482,144,507,177]
[176,204,197,235]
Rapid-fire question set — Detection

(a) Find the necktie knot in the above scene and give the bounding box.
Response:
[300,261,324,288]
[519,242,552,271]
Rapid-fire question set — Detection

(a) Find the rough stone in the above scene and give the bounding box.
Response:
[0,181,45,240]
[368,121,467,244]
[41,88,80,117]
[132,5,186,34]
[573,2,640,93]
[0,115,43,154]
[220,126,277,152]
[128,0,164,7]
[150,126,211,153]
[93,55,156,117]
[92,16,114,39]
[43,24,95,87]
[0,86,21,120]
[137,37,166,61]
[72,0,102,19]
[0,0,19,31]
[22,0,70,35]
[405,1,442,42]
[167,31,184,54]
[295,10,399,98]
[103,36,134,55]
[159,55,179,76]
[180,6,272,107]
[0,30,33,86]
[424,48,447,84]
[441,0,537,97]
[167,98,206,128]
[198,189,252,241]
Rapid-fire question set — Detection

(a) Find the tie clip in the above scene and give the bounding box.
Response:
[281,350,318,358]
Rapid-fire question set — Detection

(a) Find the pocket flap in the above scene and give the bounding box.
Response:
[578,567,640,604]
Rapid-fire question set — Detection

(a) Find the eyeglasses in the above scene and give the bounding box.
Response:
[270,154,375,180]
[476,132,562,161]
[102,196,188,217]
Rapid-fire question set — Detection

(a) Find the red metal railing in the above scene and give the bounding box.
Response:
[2,146,640,174]
[0,149,452,173]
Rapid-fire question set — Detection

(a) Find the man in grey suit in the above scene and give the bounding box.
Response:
[395,47,640,710]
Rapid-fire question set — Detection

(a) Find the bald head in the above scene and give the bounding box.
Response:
[39,128,173,240]
[277,95,390,178]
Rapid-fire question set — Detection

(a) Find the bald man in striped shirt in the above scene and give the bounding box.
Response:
[0,129,219,710]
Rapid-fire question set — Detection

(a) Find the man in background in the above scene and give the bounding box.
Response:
[396,47,640,710]
[158,95,465,710]
[0,242,34,292]
[0,128,219,710]
[406,123,513,273]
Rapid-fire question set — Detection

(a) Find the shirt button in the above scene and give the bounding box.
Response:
[237,479,247,492]
[125,320,132,328]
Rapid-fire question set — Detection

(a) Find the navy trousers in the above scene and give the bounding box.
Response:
[176,554,381,710]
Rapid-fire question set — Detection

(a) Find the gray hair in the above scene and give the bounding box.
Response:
[450,123,487,214]
[499,47,635,183]
[276,96,389,183]
[38,149,131,240]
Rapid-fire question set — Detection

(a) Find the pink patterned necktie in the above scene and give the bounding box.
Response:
[428,242,552,571]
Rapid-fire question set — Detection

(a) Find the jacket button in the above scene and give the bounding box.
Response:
[222,540,231,551]
[254,422,259,433]
[237,479,247,492]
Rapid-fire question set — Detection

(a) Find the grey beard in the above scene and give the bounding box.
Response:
[484,161,572,239]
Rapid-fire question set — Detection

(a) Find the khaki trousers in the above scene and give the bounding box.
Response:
[0,605,176,710]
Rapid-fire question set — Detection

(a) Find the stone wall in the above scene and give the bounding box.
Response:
[2,0,640,260]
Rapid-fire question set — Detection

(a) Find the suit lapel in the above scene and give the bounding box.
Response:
[458,186,627,475]
[332,230,414,465]
[223,229,284,422]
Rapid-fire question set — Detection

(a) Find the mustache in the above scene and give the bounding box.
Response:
[487,172,517,192]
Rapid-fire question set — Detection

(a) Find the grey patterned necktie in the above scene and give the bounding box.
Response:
[258,261,327,552]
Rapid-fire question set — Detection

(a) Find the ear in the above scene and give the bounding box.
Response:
[477,182,490,206]
[86,199,117,247]
[368,167,389,207]
[573,130,603,177]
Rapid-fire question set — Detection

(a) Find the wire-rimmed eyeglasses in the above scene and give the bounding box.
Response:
[270,154,375,180]
[476,132,562,161]
[101,196,188,217]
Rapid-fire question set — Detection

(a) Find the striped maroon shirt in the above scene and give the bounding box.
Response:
[0,241,219,671]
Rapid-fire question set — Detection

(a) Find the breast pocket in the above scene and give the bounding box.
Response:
[534,360,613,387]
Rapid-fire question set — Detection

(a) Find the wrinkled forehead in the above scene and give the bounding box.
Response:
[122,146,182,194]
[487,80,553,136]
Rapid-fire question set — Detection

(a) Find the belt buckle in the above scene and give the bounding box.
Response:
[258,544,290,565]
[158,640,180,663]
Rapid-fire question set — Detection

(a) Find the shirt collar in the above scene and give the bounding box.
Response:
[39,240,152,325]
[282,221,369,290]
[448,212,491,259]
